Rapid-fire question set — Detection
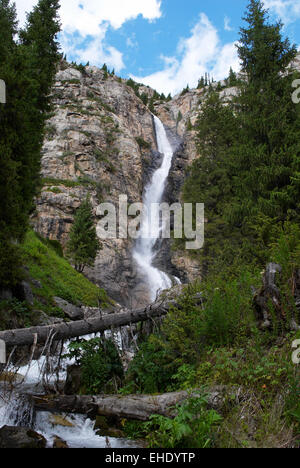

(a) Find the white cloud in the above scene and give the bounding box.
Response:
[131,14,239,96]
[263,0,300,25]
[60,26,125,71]
[126,34,138,49]
[224,16,233,31]
[15,0,162,71]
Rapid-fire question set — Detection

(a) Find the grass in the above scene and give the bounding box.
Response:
[42,177,82,188]
[21,230,108,308]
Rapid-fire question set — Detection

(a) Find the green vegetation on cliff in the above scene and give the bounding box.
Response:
[22,230,107,307]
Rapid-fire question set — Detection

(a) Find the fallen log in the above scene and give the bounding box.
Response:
[0,301,170,348]
[32,387,230,421]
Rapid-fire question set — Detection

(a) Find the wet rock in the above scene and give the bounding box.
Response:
[64,365,82,395]
[16,281,34,305]
[49,414,74,428]
[31,279,42,289]
[0,426,47,449]
[36,311,65,326]
[0,372,24,385]
[53,297,83,320]
[53,436,69,449]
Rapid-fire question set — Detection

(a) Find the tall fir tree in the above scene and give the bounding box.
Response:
[229,0,300,230]
[0,0,61,288]
[20,0,61,113]
[183,0,300,273]
[67,197,101,273]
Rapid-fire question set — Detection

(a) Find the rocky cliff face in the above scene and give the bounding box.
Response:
[33,63,204,306]
[33,53,300,305]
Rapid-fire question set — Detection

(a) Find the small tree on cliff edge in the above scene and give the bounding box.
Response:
[67,197,101,273]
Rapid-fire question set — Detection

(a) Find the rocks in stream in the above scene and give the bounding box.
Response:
[52,436,69,449]
[64,365,83,395]
[0,426,47,449]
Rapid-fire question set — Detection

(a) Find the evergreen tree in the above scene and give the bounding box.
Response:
[197,77,205,89]
[67,197,101,273]
[229,0,300,229]
[20,0,61,113]
[140,92,148,106]
[183,0,300,273]
[0,0,61,288]
[183,91,240,271]
[228,67,238,86]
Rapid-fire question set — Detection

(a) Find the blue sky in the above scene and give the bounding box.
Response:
[16,0,300,95]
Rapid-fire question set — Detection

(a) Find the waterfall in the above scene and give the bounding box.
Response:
[0,116,178,448]
[133,116,175,302]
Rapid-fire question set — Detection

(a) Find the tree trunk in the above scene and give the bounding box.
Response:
[0,302,170,347]
[32,387,229,421]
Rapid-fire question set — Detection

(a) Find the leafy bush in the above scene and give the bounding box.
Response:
[135,137,151,150]
[66,338,123,394]
[145,395,222,448]
[124,335,177,394]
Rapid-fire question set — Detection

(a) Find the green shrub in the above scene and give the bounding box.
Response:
[145,394,222,448]
[136,137,151,150]
[124,335,177,394]
[66,338,123,394]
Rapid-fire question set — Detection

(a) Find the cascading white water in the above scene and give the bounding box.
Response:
[133,116,175,301]
[0,117,178,448]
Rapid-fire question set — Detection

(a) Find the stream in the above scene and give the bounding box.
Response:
[0,117,177,448]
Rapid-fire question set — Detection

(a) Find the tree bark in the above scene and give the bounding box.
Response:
[32,387,229,421]
[0,302,170,347]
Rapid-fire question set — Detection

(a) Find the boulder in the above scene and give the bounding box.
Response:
[53,436,69,449]
[18,281,34,305]
[49,414,74,428]
[53,297,84,320]
[0,426,46,449]
[37,311,64,326]
[64,365,83,395]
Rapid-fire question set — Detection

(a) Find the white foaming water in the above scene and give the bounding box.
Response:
[0,335,139,448]
[34,412,142,449]
[133,116,174,301]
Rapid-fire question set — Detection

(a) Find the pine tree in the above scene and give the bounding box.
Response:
[230,0,300,229]
[0,0,61,288]
[228,67,238,86]
[183,91,240,271]
[67,197,101,273]
[197,77,205,89]
[0,1,25,287]
[20,0,61,113]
